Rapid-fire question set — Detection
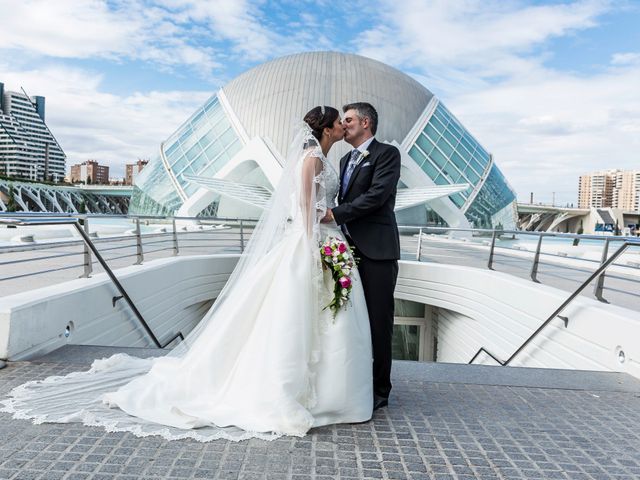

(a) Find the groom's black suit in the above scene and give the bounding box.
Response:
[332,138,401,399]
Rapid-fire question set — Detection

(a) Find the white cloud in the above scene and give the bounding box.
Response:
[0,0,223,77]
[358,0,610,81]
[0,0,136,58]
[355,0,640,205]
[0,64,211,177]
[448,64,640,204]
[611,52,640,66]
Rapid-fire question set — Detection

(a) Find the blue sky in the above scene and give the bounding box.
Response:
[1,0,639,205]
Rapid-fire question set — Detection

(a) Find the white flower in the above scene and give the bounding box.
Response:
[362,150,369,158]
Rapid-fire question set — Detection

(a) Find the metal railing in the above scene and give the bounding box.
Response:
[468,239,640,365]
[396,225,640,365]
[3,215,640,352]
[0,213,257,290]
[401,225,640,308]
[0,213,258,348]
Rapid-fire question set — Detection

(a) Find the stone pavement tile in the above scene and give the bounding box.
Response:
[2,362,640,480]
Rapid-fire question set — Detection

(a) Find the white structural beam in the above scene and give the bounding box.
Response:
[184,176,467,214]
[395,184,469,211]
[183,176,272,210]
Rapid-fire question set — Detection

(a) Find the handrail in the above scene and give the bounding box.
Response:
[0,217,183,349]
[469,240,640,366]
[400,224,640,243]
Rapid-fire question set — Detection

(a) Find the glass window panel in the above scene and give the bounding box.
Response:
[178,126,193,145]
[450,193,465,207]
[199,160,219,178]
[445,167,463,183]
[203,141,223,162]
[434,174,449,185]
[213,120,230,137]
[429,147,448,169]
[166,145,183,163]
[416,134,434,156]
[470,158,485,176]
[440,167,457,183]
[463,166,480,184]
[190,109,206,129]
[462,133,476,152]
[436,137,453,157]
[421,158,440,180]
[433,108,448,125]
[476,148,490,167]
[430,116,446,133]
[448,120,463,137]
[443,128,459,148]
[457,143,472,161]
[226,139,242,158]
[220,127,237,146]
[206,105,225,124]
[424,123,440,142]
[203,96,218,112]
[169,154,189,174]
[408,146,426,166]
[198,130,217,149]
[185,143,202,161]
[189,152,210,173]
[450,151,467,172]
[165,141,180,158]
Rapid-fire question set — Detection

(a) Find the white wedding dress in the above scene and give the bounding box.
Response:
[1,128,373,441]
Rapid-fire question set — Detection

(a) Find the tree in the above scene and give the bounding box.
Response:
[6,185,17,212]
[573,219,584,246]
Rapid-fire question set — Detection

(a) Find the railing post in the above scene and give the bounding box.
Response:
[79,217,93,278]
[530,233,544,283]
[594,237,610,302]
[487,228,498,270]
[172,218,179,256]
[134,217,144,265]
[239,220,245,253]
[416,227,423,261]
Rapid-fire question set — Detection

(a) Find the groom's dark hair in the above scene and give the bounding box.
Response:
[343,102,378,135]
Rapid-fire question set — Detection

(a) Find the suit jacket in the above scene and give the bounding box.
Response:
[332,138,401,260]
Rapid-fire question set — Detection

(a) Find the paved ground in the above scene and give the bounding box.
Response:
[1,347,640,480]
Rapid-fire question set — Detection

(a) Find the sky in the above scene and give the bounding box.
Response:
[1,0,639,206]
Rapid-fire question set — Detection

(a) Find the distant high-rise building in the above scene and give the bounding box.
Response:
[125,159,148,185]
[0,82,66,181]
[613,170,640,211]
[578,169,640,210]
[70,160,110,184]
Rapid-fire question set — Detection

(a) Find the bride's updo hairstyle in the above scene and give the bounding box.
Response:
[303,106,340,142]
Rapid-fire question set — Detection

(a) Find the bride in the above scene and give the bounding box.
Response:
[1,106,373,441]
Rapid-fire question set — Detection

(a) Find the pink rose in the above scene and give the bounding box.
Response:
[338,242,347,253]
[323,246,333,256]
[339,276,351,288]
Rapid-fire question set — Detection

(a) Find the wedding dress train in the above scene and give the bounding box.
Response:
[1,129,373,441]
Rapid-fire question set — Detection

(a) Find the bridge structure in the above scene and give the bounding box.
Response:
[0,179,132,214]
[518,202,640,235]
[517,203,589,232]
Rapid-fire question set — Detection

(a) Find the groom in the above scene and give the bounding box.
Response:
[323,102,401,411]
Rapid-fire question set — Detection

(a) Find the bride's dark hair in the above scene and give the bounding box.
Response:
[303,106,340,142]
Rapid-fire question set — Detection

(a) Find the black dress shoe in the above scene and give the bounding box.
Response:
[373,395,388,411]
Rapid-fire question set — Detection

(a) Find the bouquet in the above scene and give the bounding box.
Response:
[319,236,357,318]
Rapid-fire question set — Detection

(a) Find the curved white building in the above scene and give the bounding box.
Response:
[130,51,517,229]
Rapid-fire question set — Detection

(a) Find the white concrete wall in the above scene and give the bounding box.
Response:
[2,255,639,381]
[0,255,239,361]
[396,261,640,379]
